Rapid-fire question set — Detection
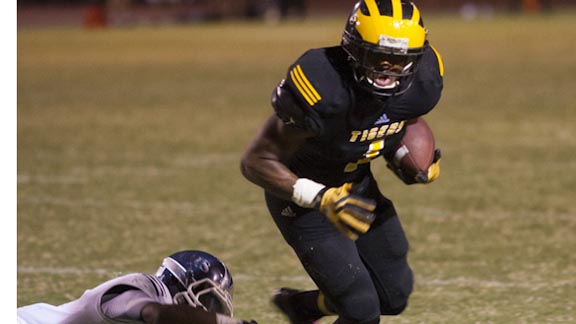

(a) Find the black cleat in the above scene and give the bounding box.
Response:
[272,288,321,324]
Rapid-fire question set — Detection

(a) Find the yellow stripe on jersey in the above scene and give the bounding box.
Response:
[431,46,445,77]
[296,65,321,101]
[290,65,321,106]
[290,69,314,105]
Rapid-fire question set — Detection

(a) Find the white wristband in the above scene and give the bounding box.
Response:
[292,178,326,208]
[215,314,242,324]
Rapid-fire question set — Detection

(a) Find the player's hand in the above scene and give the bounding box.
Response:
[317,178,376,240]
[388,149,441,185]
[414,148,441,183]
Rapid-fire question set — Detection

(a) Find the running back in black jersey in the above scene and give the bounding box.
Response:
[272,45,443,186]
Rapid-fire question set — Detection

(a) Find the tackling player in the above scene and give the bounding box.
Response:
[17,250,257,324]
[240,0,444,323]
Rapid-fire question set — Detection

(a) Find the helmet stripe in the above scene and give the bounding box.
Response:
[162,257,188,289]
[373,0,392,17]
[411,4,419,24]
[410,4,423,27]
[391,0,402,21]
[359,1,370,15]
[401,2,414,20]
[363,0,422,24]
[364,0,380,19]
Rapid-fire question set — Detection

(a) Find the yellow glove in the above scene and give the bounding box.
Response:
[414,149,441,183]
[318,180,376,240]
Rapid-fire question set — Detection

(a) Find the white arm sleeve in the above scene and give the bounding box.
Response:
[216,314,243,324]
[101,289,156,321]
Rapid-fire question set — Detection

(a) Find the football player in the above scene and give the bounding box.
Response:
[17,250,257,324]
[240,0,443,323]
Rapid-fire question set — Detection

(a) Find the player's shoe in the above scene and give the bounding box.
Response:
[272,288,322,324]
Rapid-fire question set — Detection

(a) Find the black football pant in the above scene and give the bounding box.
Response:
[265,180,413,323]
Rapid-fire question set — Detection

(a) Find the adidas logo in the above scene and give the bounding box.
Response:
[375,113,390,125]
[281,206,297,217]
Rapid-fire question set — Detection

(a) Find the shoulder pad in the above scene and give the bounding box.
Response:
[272,80,324,135]
[387,46,444,120]
[417,45,444,83]
[272,48,352,134]
[283,48,351,114]
[429,46,444,77]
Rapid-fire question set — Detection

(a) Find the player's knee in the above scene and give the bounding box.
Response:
[379,285,412,315]
[382,301,408,315]
[337,292,381,323]
[315,271,380,321]
[334,316,380,324]
[379,268,413,315]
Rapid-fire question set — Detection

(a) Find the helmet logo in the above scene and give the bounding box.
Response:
[378,35,409,54]
[199,260,210,273]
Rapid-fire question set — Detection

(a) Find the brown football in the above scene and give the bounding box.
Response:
[389,117,436,177]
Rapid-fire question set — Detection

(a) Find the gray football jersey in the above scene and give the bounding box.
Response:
[17,273,173,324]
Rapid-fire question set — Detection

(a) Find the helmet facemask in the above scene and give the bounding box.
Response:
[173,277,234,316]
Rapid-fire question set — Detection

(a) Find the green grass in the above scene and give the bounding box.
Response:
[18,13,576,323]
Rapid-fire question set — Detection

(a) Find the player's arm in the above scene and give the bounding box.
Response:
[141,303,256,324]
[240,113,312,201]
[241,83,376,240]
[141,303,217,324]
[99,286,256,324]
[241,78,321,200]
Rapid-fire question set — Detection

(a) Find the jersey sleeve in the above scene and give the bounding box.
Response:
[271,48,351,136]
[101,289,154,321]
[99,273,172,321]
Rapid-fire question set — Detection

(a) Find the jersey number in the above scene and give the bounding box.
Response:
[344,140,385,172]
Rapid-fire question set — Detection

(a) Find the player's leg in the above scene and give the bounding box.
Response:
[265,193,381,323]
[356,198,414,315]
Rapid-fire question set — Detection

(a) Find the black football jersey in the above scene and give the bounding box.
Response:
[272,45,444,187]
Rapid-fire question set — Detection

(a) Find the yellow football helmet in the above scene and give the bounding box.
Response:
[342,0,428,96]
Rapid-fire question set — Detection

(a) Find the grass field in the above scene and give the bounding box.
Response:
[17,12,576,323]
